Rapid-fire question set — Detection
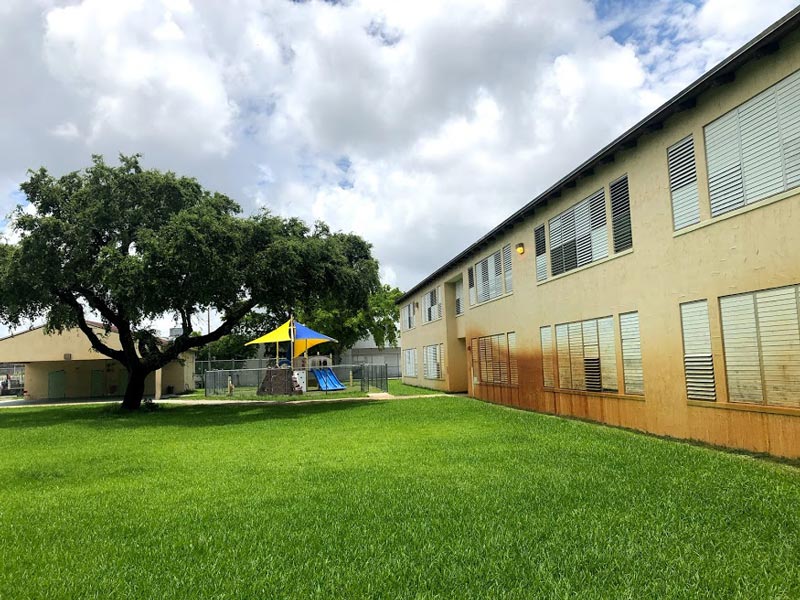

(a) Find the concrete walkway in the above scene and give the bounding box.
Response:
[0,392,453,410]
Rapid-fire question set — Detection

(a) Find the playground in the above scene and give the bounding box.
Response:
[203,318,390,398]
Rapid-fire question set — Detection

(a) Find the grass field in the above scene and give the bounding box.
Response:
[186,378,443,401]
[1,397,799,598]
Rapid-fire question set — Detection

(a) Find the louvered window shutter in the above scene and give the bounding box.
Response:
[424,344,442,379]
[491,250,502,298]
[468,267,476,305]
[598,316,618,391]
[739,89,784,202]
[620,311,643,394]
[508,332,518,386]
[561,209,577,272]
[436,286,443,319]
[477,258,489,302]
[582,319,601,392]
[454,279,463,315]
[777,70,800,188]
[706,111,745,216]
[540,326,555,387]
[668,136,700,230]
[720,294,763,403]
[556,324,572,389]
[680,300,716,401]
[568,321,585,390]
[502,244,513,293]
[755,286,800,407]
[471,338,479,384]
[610,176,632,252]
[479,337,490,383]
[589,189,608,261]
[534,225,547,282]
[549,217,564,276]
[404,349,417,377]
[494,334,507,383]
[575,198,592,267]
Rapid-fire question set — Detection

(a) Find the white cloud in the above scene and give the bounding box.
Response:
[0,0,796,326]
[50,121,80,139]
[43,0,236,155]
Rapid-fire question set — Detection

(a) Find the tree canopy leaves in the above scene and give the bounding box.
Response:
[0,154,381,408]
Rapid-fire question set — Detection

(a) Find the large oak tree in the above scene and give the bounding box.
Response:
[0,155,380,409]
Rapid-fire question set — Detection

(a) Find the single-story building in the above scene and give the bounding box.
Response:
[0,322,195,401]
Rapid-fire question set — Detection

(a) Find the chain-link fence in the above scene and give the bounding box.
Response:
[361,364,388,393]
[0,363,24,396]
[203,363,383,398]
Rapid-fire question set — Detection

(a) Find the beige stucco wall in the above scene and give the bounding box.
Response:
[400,28,800,457]
[25,360,157,400]
[0,326,196,399]
[0,326,124,362]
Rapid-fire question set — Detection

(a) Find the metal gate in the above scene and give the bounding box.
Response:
[360,364,388,393]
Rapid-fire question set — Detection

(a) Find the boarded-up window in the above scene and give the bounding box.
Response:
[474,332,517,386]
[422,286,442,323]
[720,284,800,407]
[680,300,716,401]
[534,225,547,282]
[610,175,633,253]
[668,136,700,230]
[620,311,644,395]
[549,189,607,276]
[423,344,443,379]
[553,316,618,392]
[403,348,418,377]
[705,68,800,217]
[540,326,555,387]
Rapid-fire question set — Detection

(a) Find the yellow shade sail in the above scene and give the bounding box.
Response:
[245,319,337,358]
[244,319,292,345]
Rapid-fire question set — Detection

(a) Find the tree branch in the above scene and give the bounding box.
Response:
[153,299,256,368]
[73,285,121,328]
[55,291,126,363]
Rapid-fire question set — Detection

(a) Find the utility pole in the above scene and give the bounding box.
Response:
[207,306,212,368]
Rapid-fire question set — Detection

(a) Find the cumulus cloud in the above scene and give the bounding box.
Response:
[0,0,796,335]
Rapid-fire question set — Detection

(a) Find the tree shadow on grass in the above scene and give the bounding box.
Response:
[0,399,387,431]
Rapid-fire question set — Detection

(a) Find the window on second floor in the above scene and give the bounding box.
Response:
[422,286,442,323]
[454,279,464,315]
[400,303,415,330]
[705,68,800,218]
[549,188,608,277]
[467,245,513,305]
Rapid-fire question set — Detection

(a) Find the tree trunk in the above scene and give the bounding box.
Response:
[121,369,147,411]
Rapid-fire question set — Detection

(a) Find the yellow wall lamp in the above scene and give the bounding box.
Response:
[515,243,525,255]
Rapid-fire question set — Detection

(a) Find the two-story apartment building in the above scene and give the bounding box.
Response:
[398,8,800,458]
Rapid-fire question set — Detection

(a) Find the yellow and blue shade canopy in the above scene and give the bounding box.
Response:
[245,319,337,358]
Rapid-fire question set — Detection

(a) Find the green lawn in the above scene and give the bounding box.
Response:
[185,378,442,401]
[1,397,798,599]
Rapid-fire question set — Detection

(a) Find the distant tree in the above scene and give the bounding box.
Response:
[300,284,401,361]
[0,155,380,409]
[203,333,258,362]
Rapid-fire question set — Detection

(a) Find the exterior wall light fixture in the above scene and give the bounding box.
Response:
[515,243,525,255]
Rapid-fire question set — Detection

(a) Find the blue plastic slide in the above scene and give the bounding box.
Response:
[310,368,346,391]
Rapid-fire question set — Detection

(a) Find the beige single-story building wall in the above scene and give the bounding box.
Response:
[25,360,157,400]
[0,324,195,400]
